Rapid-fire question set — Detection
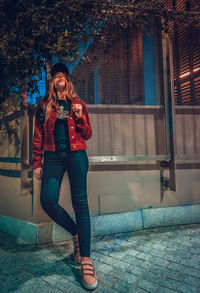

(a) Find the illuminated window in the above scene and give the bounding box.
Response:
[163,0,200,105]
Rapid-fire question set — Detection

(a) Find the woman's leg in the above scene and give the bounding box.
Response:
[40,152,78,236]
[66,150,91,257]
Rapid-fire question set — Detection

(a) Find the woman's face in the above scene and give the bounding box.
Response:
[54,72,67,90]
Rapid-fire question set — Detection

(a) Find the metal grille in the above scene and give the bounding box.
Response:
[85,106,167,159]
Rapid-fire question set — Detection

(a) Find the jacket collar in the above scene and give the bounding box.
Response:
[71,97,81,104]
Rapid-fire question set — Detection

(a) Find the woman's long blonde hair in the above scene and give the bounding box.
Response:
[43,73,79,124]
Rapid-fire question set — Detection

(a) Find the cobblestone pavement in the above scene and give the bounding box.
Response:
[0,223,200,293]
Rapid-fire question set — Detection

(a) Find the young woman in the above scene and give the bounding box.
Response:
[32,63,97,290]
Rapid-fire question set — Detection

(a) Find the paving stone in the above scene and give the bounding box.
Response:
[183,275,200,287]
[172,244,190,253]
[95,287,117,293]
[182,267,200,279]
[106,259,130,270]
[96,262,113,274]
[103,256,121,267]
[127,287,149,293]
[187,224,200,233]
[180,240,194,247]
[124,248,140,257]
[178,283,200,293]
[170,251,191,260]
[92,252,108,263]
[151,243,166,250]
[42,274,81,291]
[95,271,118,287]
[147,264,166,276]
[112,279,132,292]
[163,254,183,264]
[121,255,145,267]
[167,262,185,271]
[142,270,163,285]
[149,249,166,257]
[140,261,152,270]
[191,254,200,263]
[0,224,200,293]
[121,272,139,285]
[151,256,169,267]
[121,253,141,264]
[64,273,82,287]
[107,267,133,279]
[181,258,200,269]
[190,247,200,254]
[189,237,200,244]
[165,270,185,282]
[126,265,146,277]
[156,287,179,293]
[106,268,120,279]
[12,277,64,293]
[108,251,126,259]
[136,252,153,261]
[0,278,22,293]
[160,277,182,290]
[134,245,152,253]
[138,279,159,292]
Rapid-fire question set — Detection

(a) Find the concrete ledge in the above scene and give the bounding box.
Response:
[0,215,38,244]
[143,204,200,228]
[37,222,72,244]
[0,204,200,244]
[91,209,143,236]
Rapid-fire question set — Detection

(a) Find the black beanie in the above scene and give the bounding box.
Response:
[51,63,69,78]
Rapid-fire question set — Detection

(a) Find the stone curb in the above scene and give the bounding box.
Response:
[0,203,200,244]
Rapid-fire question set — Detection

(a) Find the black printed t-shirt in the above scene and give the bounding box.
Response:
[53,99,71,151]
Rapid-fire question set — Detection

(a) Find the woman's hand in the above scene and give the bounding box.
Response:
[72,103,82,119]
[34,167,43,180]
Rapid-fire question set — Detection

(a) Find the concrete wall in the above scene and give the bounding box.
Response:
[0,114,35,222]
[34,165,200,221]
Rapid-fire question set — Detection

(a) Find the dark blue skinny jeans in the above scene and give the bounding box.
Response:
[40,149,91,257]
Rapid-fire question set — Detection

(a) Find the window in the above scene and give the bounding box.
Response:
[71,27,145,105]
[163,0,200,105]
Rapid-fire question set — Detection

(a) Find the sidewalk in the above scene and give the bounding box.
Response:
[0,223,200,293]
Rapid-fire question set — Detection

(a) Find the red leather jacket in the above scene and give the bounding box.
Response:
[32,97,92,169]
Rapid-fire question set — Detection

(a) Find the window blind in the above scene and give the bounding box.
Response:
[163,0,200,105]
